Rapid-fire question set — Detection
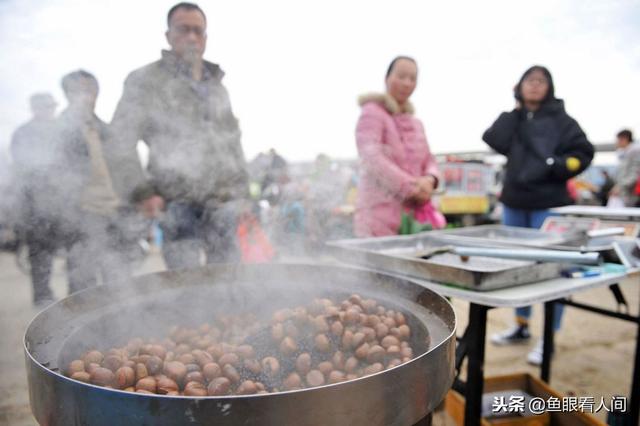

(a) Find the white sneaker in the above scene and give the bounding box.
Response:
[490,325,531,346]
[527,339,544,366]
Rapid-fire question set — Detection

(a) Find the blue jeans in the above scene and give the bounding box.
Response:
[503,205,564,331]
[280,202,305,234]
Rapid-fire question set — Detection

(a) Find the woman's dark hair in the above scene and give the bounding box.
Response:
[385,56,417,79]
[514,65,555,103]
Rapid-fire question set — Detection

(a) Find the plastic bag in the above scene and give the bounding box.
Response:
[413,202,447,230]
[398,202,447,235]
[236,215,275,263]
[399,212,432,235]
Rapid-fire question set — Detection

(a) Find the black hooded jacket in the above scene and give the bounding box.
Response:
[483,99,594,209]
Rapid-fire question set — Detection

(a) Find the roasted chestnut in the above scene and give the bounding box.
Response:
[115,366,135,389]
[207,377,231,396]
[261,357,280,378]
[305,370,325,387]
[90,367,114,387]
[184,381,208,397]
[295,353,312,375]
[202,362,222,381]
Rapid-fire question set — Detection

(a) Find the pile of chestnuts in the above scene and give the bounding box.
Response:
[64,294,417,396]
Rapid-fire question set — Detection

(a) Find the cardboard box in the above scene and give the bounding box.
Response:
[445,373,606,426]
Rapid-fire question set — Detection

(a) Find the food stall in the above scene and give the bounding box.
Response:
[329,223,640,426]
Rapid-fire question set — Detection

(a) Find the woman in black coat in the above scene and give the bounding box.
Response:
[482,65,594,365]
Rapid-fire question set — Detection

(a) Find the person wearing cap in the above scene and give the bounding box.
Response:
[482,65,594,365]
[10,93,60,307]
[109,2,249,269]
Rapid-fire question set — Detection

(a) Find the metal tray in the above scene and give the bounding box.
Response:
[428,224,569,247]
[549,205,640,220]
[428,224,627,263]
[612,238,640,268]
[327,233,562,291]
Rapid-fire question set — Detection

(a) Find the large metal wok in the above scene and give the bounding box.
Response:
[24,263,456,426]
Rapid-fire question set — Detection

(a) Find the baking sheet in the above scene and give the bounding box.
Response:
[432,223,626,263]
[327,232,562,291]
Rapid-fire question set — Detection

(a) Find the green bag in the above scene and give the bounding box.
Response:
[398,212,433,235]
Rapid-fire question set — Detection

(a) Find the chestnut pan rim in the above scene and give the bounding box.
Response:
[24,263,457,399]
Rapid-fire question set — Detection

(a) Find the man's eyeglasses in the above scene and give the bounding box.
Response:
[171,25,206,37]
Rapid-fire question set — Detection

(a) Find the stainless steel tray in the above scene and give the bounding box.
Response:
[549,206,640,220]
[327,233,562,291]
[428,224,569,247]
[612,238,640,268]
[429,224,626,263]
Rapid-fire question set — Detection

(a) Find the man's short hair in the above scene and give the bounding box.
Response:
[61,70,98,96]
[617,129,633,143]
[167,2,206,27]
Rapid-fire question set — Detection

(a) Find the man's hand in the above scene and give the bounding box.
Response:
[137,195,165,219]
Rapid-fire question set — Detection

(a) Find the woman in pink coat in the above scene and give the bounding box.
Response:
[354,56,444,237]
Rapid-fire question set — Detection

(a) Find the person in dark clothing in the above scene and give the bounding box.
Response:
[260,149,288,194]
[482,65,594,365]
[10,93,60,307]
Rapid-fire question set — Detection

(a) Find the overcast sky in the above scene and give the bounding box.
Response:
[0,0,638,163]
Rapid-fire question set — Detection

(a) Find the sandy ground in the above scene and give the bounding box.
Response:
[0,249,636,425]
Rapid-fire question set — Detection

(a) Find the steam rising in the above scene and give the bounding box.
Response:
[28,264,454,376]
[2,81,359,302]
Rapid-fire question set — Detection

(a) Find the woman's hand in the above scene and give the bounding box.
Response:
[417,175,436,194]
[406,176,436,206]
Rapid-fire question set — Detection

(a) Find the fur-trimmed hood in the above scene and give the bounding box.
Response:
[358,92,414,115]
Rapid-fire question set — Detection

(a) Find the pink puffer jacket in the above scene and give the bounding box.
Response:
[354,93,442,237]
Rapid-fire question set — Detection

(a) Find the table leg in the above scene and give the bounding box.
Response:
[464,303,489,426]
[541,301,556,382]
[630,277,640,425]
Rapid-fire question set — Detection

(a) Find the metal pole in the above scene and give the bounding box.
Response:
[464,303,488,426]
[541,301,556,382]
[452,247,601,265]
[629,274,640,426]
[557,299,636,322]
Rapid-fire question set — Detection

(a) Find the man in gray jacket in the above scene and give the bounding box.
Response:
[110,2,249,269]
